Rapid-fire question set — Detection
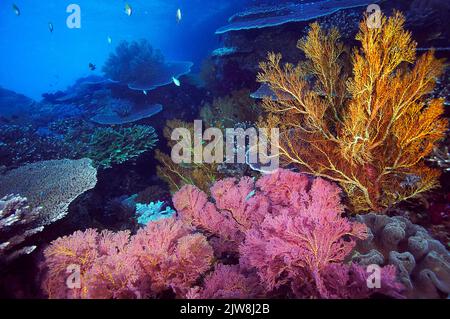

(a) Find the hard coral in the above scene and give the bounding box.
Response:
[257,13,447,212]
[352,213,450,298]
[0,195,43,268]
[86,125,158,169]
[0,159,97,225]
[102,40,192,91]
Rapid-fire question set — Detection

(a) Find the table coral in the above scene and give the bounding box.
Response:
[0,159,97,225]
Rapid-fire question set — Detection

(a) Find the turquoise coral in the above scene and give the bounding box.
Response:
[136,201,176,226]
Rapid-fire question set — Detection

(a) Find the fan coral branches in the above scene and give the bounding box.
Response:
[156,120,225,193]
[40,218,214,299]
[87,125,158,169]
[256,13,447,212]
[103,40,165,86]
[174,169,404,298]
[0,195,43,268]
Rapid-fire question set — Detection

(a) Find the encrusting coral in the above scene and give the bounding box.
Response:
[256,12,448,212]
[351,213,450,299]
[0,195,43,268]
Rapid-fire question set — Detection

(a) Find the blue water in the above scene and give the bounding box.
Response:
[0,0,249,100]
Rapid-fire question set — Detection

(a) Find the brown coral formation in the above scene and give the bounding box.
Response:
[352,213,450,299]
[256,12,448,212]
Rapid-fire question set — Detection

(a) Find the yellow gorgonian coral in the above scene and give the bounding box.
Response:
[257,12,448,213]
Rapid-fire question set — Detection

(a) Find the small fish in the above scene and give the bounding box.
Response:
[12,4,20,16]
[107,36,112,44]
[48,22,54,33]
[245,190,256,201]
[176,8,182,23]
[89,63,96,71]
[124,3,132,16]
[143,90,148,95]
[172,76,180,86]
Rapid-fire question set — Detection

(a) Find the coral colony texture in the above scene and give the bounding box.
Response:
[0,0,449,300]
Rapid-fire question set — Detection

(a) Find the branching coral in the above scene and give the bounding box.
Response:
[256,13,448,212]
[86,125,158,169]
[174,169,404,298]
[40,218,214,299]
[0,195,43,268]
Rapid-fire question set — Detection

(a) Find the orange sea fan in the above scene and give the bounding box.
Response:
[256,12,448,213]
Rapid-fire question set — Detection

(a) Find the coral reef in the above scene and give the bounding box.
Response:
[86,125,158,169]
[200,89,261,129]
[0,124,74,168]
[40,218,214,299]
[256,13,448,212]
[0,195,43,268]
[352,213,450,298]
[173,169,405,298]
[102,40,193,91]
[0,159,97,225]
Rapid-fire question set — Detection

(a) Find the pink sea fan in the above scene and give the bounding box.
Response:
[41,229,131,299]
[128,218,214,297]
[316,263,405,299]
[173,177,269,254]
[186,264,262,299]
[41,218,214,299]
[239,173,368,297]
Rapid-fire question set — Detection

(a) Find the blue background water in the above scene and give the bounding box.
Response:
[0,0,251,100]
